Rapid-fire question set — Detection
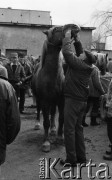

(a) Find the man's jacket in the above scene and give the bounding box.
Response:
[20,62,32,89]
[5,62,26,85]
[62,37,93,102]
[0,76,20,165]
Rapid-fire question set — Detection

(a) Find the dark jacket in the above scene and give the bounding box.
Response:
[20,62,32,89]
[5,62,26,85]
[0,76,20,165]
[62,37,93,102]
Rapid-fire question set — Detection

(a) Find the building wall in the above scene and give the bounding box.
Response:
[0,8,94,58]
[0,25,93,58]
[0,8,51,25]
[0,25,48,58]
[80,30,92,50]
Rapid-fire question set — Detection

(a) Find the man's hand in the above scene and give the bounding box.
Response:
[63,24,80,38]
[64,29,72,38]
[72,32,80,42]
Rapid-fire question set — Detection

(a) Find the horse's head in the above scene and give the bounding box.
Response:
[43,26,63,47]
[43,24,80,47]
[95,52,108,75]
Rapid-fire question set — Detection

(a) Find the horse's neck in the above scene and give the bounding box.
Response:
[44,44,61,75]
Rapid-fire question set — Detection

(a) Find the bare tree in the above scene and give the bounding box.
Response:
[92,7,112,38]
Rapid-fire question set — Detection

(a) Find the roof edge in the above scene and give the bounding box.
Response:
[0,22,96,30]
[0,22,52,28]
[0,7,50,13]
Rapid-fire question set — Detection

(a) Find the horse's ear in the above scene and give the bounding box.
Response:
[43,30,48,36]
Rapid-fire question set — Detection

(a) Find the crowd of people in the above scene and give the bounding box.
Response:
[0,52,40,167]
[1,25,112,169]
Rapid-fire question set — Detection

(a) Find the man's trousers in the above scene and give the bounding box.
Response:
[64,97,87,163]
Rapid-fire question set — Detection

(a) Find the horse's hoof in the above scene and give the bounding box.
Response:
[34,122,40,130]
[42,141,50,152]
[50,127,56,135]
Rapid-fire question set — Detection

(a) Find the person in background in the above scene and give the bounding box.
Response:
[103,78,112,161]
[18,52,32,113]
[102,60,112,160]
[60,26,97,166]
[0,61,8,78]
[107,61,112,74]
[0,64,20,166]
[82,64,105,127]
[5,52,26,111]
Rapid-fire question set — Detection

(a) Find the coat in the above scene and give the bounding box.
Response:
[0,76,20,165]
[5,62,26,85]
[0,64,8,78]
[20,62,32,89]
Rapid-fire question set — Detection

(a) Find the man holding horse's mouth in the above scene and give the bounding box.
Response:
[60,25,97,167]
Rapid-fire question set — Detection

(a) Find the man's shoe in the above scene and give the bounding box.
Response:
[60,159,77,167]
[103,154,112,161]
[82,122,88,127]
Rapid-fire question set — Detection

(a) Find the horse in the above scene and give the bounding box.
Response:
[91,52,109,120]
[32,26,65,152]
[92,52,108,75]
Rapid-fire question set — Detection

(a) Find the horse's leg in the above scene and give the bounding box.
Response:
[34,98,41,130]
[50,104,57,135]
[41,101,51,152]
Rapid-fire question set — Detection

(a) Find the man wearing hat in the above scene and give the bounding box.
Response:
[18,52,32,113]
[60,27,97,166]
[5,52,26,112]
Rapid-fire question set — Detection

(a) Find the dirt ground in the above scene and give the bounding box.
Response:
[1,96,112,180]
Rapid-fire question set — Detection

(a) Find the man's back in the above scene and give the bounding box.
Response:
[0,77,20,165]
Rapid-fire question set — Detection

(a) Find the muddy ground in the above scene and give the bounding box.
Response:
[1,96,112,180]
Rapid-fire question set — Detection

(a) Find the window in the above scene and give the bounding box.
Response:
[6,49,27,58]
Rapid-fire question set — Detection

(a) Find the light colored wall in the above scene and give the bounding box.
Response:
[0,8,51,25]
[80,30,92,50]
[0,25,48,57]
